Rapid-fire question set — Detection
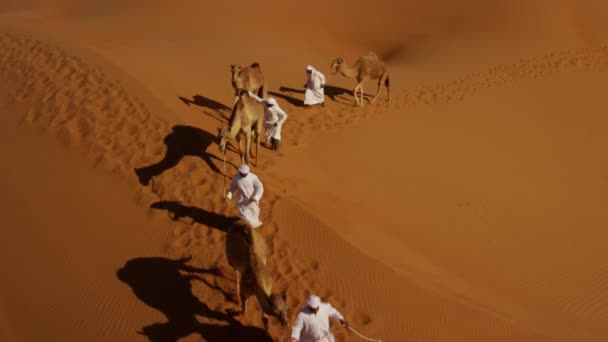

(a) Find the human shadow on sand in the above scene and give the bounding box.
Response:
[150,200,239,233]
[267,89,304,107]
[117,256,274,342]
[134,125,234,186]
[276,85,364,106]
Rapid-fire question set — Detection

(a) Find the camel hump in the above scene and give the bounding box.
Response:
[366,51,379,59]
[250,62,261,69]
[230,220,267,256]
[230,220,254,245]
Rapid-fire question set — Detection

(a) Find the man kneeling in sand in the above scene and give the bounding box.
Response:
[291,295,348,342]
[226,164,264,228]
[304,65,326,107]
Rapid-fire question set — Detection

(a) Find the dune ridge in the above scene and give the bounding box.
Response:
[0,30,170,174]
[2,1,608,341]
[1,25,607,341]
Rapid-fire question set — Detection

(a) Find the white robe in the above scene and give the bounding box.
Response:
[304,68,326,106]
[249,93,289,141]
[291,303,344,342]
[228,173,264,228]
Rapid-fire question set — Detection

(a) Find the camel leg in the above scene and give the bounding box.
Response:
[245,131,252,166]
[371,77,385,104]
[255,130,260,167]
[241,295,249,315]
[234,268,241,304]
[359,83,365,106]
[236,134,245,165]
[249,129,257,163]
[353,84,361,106]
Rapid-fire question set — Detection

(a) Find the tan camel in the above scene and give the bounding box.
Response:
[231,63,267,103]
[225,220,289,330]
[217,92,263,166]
[330,52,390,106]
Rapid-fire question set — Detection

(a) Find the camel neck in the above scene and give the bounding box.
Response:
[340,62,359,79]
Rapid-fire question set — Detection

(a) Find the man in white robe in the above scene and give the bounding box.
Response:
[304,65,326,106]
[291,295,348,342]
[226,164,264,228]
[248,91,288,151]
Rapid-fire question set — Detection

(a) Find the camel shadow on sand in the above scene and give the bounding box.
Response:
[134,125,236,186]
[117,255,274,342]
[274,85,370,107]
[178,94,232,122]
[150,200,239,233]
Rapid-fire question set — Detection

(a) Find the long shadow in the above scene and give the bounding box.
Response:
[267,90,304,107]
[277,85,364,104]
[150,200,239,233]
[117,256,273,342]
[325,85,356,101]
[134,125,233,186]
[140,321,274,342]
[277,86,304,95]
[179,94,231,111]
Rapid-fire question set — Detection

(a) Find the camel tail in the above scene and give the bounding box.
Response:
[384,74,391,104]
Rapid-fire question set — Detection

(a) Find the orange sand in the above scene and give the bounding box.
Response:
[1,1,608,341]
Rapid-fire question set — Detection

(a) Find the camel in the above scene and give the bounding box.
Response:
[330,51,390,106]
[217,92,263,166]
[231,63,267,103]
[225,220,289,330]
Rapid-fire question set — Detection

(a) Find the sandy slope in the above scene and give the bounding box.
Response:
[0,91,168,341]
[1,0,608,341]
[269,69,608,341]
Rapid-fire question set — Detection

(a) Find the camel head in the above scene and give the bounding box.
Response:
[230,64,242,83]
[217,125,230,153]
[268,291,289,327]
[330,58,344,75]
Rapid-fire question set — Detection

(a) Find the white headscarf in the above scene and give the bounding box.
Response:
[307,295,321,309]
[238,164,250,174]
[265,97,278,106]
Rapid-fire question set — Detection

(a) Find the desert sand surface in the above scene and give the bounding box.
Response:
[1,1,608,341]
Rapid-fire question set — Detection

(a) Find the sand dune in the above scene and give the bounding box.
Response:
[269,69,608,341]
[2,0,608,341]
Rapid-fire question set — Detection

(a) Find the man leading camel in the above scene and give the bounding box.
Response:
[226,164,264,228]
[291,295,348,342]
[304,65,326,107]
[248,91,288,152]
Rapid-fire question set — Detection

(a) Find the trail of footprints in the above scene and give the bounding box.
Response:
[0,32,171,180]
[403,47,608,107]
[3,28,608,339]
[277,45,608,158]
[159,42,608,337]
